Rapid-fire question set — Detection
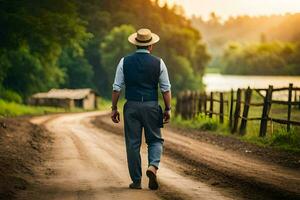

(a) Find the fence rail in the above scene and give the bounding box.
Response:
[175,83,300,136]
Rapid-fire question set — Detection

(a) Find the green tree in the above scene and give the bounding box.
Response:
[59,48,94,89]
[0,0,91,97]
[1,0,211,99]
[76,0,210,96]
[221,42,300,75]
[100,25,135,96]
[3,45,64,96]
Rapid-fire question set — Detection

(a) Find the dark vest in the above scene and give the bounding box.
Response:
[123,52,161,101]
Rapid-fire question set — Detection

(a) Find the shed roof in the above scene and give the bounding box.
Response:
[32,88,95,100]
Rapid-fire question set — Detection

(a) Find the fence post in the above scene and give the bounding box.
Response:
[193,91,198,118]
[209,92,214,118]
[239,87,252,135]
[180,92,184,116]
[198,92,203,114]
[175,94,180,116]
[187,90,192,119]
[299,95,300,110]
[203,93,207,116]
[232,88,241,133]
[259,85,273,137]
[220,92,224,124]
[192,91,196,118]
[287,83,293,132]
[294,90,297,109]
[229,89,234,129]
[182,91,188,119]
[189,91,194,119]
[175,92,182,116]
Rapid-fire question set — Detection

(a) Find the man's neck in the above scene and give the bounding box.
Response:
[136,49,150,54]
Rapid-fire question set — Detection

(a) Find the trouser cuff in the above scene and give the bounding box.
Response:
[149,163,159,170]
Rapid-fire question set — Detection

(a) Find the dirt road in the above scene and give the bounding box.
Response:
[21,111,239,200]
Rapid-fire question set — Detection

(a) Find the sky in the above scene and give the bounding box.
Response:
[162,0,300,20]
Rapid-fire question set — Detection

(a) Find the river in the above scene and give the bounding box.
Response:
[203,74,300,92]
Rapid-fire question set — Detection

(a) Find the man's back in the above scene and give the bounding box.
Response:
[123,51,161,101]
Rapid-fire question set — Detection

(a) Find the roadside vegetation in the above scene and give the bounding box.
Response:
[172,115,300,152]
[0,96,118,117]
[0,99,65,117]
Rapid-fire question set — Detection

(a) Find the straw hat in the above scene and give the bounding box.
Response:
[128,28,160,46]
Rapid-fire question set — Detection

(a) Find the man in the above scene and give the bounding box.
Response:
[111,28,171,190]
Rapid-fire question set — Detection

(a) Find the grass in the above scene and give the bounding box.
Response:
[97,97,128,113]
[242,127,300,152]
[97,98,112,111]
[0,99,69,117]
[0,96,126,118]
[172,114,228,133]
[171,114,300,152]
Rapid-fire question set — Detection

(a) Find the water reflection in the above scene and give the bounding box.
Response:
[203,74,300,100]
[203,74,300,92]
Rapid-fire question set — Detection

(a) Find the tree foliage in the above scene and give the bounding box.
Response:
[0,0,91,97]
[192,12,300,74]
[0,0,210,99]
[58,48,94,89]
[222,42,300,75]
[100,25,135,96]
[192,13,300,50]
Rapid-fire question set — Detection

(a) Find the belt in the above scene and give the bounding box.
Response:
[126,96,158,102]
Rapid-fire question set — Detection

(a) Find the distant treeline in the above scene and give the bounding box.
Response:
[192,13,300,51]
[0,0,210,102]
[192,12,300,75]
[221,42,300,75]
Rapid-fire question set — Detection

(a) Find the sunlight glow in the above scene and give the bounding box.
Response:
[162,0,300,19]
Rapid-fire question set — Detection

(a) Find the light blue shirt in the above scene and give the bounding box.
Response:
[112,49,171,92]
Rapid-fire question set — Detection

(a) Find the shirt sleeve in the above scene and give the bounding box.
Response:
[159,59,171,92]
[112,58,125,91]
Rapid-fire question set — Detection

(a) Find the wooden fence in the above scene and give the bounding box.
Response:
[175,83,300,136]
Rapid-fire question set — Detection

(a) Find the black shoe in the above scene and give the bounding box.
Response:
[129,182,142,189]
[146,170,158,190]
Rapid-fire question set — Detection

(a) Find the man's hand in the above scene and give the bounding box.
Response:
[111,109,120,123]
[162,91,172,124]
[163,110,171,124]
[111,90,121,123]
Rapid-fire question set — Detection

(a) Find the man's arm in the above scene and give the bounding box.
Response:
[159,59,172,123]
[162,91,171,109]
[162,91,172,123]
[111,58,124,123]
[112,91,120,110]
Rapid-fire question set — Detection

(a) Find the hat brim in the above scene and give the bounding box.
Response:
[128,32,160,46]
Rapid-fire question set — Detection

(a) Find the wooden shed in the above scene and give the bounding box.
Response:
[28,88,97,110]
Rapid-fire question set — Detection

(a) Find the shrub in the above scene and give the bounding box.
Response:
[270,127,300,148]
[200,119,218,131]
[0,88,22,103]
[0,99,64,117]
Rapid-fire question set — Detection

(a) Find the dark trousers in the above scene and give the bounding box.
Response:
[123,101,164,183]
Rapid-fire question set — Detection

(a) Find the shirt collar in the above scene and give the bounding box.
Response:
[136,49,150,54]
